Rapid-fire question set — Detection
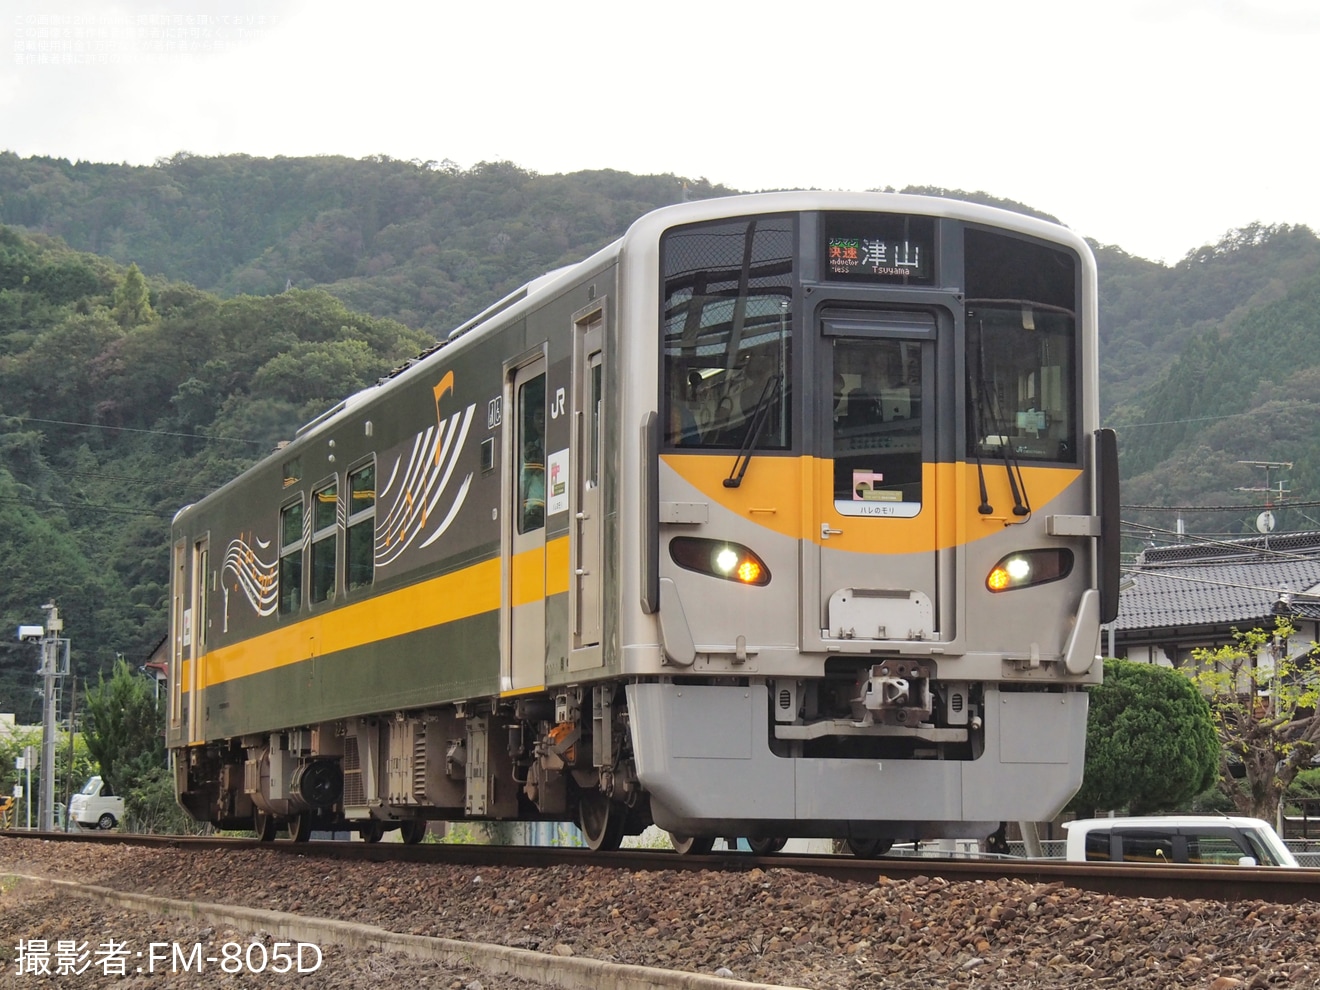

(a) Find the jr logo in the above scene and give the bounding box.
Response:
[550,387,566,419]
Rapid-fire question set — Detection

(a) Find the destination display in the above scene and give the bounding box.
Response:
[823,213,934,284]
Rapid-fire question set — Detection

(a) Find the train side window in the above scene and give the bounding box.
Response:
[346,462,375,591]
[518,374,546,533]
[279,498,304,615]
[311,480,338,604]
[282,455,302,489]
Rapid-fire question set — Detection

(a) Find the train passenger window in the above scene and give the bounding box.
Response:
[278,499,303,615]
[346,463,375,591]
[311,481,337,604]
[282,455,302,489]
[661,215,794,450]
[965,229,1078,464]
[518,374,546,533]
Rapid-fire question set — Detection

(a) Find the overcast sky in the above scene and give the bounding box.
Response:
[4,0,1317,264]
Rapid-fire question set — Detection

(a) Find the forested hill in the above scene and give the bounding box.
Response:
[0,224,433,720]
[4,152,1317,421]
[0,153,739,336]
[2,151,1319,720]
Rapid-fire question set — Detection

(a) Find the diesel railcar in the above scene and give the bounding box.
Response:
[168,191,1119,852]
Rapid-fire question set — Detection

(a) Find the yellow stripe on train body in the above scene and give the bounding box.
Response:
[661,454,1082,553]
[196,557,500,691]
[187,537,573,693]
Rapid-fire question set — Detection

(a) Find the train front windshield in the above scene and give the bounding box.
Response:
[660,212,1079,469]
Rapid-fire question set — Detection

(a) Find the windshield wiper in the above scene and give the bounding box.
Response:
[967,363,994,515]
[724,374,783,488]
[971,320,1031,518]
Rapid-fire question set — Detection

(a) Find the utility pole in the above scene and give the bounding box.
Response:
[65,674,77,832]
[29,603,70,832]
[39,604,62,831]
[1237,460,1293,546]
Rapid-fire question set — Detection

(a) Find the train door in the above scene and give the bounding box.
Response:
[810,311,939,647]
[508,358,547,691]
[570,310,604,669]
[187,536,209,743]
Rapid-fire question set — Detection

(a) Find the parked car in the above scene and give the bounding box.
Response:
[1063,815,1298,867]
[68,775,125,830]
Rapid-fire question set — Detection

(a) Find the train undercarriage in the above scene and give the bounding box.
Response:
[176,662,1038,855]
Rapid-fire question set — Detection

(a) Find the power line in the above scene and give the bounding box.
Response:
[1122,566,1313,598]
[13,416,265,447]
[0,494,171,519]
[1117,414,1244,429]
[1120,522,1320,563]
[1123,500,1320,512]
[55,467,217,496]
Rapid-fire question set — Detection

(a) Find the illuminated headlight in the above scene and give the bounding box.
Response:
[670,537,771,586]
[986,549,1073,592]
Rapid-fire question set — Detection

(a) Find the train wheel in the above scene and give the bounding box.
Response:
[399,820,427,845]
[360,821,384,843]
[287,814,314,842]
[669,833,716,855]
[846,837,893,858]
[253,808,277,842]
[578,793,624,851]
[747,837,787,855]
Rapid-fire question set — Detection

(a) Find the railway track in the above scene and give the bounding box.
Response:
[6,827,1318,904]
[9,829,1320,988]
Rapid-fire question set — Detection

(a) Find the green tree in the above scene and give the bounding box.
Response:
[1069,658,1219,815]
[1187,620,1320,821]
[81,657,164,796]
[0,723,95,827]
[111,262,155,327]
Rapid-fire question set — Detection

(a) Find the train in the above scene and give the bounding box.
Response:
[167,191,1119,853]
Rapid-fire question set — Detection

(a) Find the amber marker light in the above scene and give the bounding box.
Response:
[736,558,763,584]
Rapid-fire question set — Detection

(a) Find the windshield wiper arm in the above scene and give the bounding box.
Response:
[971,320,1031,518]
[724,374,783,488]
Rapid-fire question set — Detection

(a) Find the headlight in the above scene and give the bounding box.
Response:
[670,537,771,586]
[986,548,1073,592]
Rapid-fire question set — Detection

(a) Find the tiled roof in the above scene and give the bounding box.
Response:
[1116,531,1320,631]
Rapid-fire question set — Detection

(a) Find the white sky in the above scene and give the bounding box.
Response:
[3,0,1318,265]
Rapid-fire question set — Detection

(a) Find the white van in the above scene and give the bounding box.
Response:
[1063,815,1298,867]
[68,775,125,830]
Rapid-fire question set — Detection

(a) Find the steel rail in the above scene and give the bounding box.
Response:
[6,828,1318,904]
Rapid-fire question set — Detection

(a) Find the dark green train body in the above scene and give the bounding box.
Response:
[169,192,1117,851]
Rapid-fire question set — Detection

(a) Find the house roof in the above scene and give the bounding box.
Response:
[1116,531,1320,632]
